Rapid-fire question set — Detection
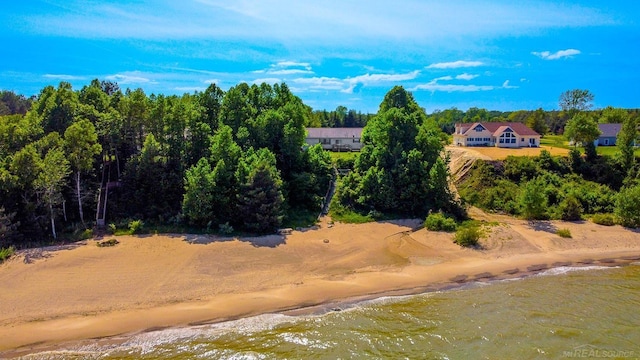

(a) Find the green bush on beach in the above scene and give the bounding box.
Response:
[424,212,457,232]
[454,225,481,247]
[0,246,15,263]
[591,213,616,226]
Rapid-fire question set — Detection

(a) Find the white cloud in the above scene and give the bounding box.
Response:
[291,70,419,94]
[532,49,581,60]
[502,80,518,89]
[251,77,282,84]
[413,83,495,92]
[22,1,614,45]
[427,61,484,69]
[43,74,86,81]
[202,78,220,84]
[456,73,478,80]
[434,75,453,81]
[268,69,314,75]
[292,76,345,90]
[411,75,517,93]
[105,73,152,84]
[274,61,312,70]
[347,70,420,84]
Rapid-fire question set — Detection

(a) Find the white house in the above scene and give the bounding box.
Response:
[453,122,541,148]
[305,127,363,151]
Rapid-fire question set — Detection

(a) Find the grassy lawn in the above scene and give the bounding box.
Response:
[329,151,358,163]
[540,134,571,149]
[541,134,640,157]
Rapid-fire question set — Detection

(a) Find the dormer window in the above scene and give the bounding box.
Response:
[474,125,484,132]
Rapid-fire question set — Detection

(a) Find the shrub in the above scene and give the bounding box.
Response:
[218,222,234,235]
[591,213,616,226]
[559,195,583,221]
[519,177,548,220]
[80,228,93,240]
[424,212,457,232]
[108,223,117,234]
[454,225,481,247]
[615,185,640,228]
[128,220,144,234]
[556,228,572,238]
[0,246,15,263]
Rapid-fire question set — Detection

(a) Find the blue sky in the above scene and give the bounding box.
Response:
[1,1,639,113]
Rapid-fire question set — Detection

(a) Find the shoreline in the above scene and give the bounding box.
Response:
[4,259,637,359]
[2,215,640,357]
[5,258,638,359]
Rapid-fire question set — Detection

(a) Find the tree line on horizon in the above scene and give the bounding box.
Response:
[2,82,639,249]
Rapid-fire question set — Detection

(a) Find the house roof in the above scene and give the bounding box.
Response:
[457,122,540,136]
[598,123,622,138]
[306,127,363,138]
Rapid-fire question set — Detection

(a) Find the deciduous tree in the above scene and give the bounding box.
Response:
[64,119,102,227]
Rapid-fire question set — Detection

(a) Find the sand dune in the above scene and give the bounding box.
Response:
[1,213,640,356]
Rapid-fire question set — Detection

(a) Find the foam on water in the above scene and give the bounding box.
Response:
[536,265,615,277]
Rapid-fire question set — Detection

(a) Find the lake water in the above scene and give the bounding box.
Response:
[18,265,640,359]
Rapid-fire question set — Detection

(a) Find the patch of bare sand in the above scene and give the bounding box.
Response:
[447,145,569,161]
[1,214,640,356]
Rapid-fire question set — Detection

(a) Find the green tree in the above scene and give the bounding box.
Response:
[34,148,70,239]
[64,119,102,227]
[615,184,640,228]
[559,89,594,115]
[337,86,455,217]
[236,148,284,233]
[599,106,629,124]
[0,207,20,246]
[519,177,548,220]
[525,108,549,135]
[564,113,600,148]
[182,158,215,226]
[616,112,636,172]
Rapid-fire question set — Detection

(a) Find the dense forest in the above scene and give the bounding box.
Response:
[0,81,338,246]
[0,82,461,248]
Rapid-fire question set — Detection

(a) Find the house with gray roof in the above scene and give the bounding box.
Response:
[595,123,622,146]
[305,127,363,151]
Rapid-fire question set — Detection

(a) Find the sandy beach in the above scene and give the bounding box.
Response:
[1,210,640,356]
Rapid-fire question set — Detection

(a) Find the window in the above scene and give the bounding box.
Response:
[353,138,360,143]
[335,139,341,144]
[474,125,484,132]
[499,132,517,144]
[321,138,330,144]
[521,138,525,142]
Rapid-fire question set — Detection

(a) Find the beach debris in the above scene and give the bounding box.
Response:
[323,239,330,244]
[97,238,119,247]
[331,307,342,312]
[278,228,293,235]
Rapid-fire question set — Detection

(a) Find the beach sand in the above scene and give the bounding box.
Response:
[1,212,640,356]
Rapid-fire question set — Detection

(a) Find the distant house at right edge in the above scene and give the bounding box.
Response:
[595,123,622,146]
[453,122,541,148]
